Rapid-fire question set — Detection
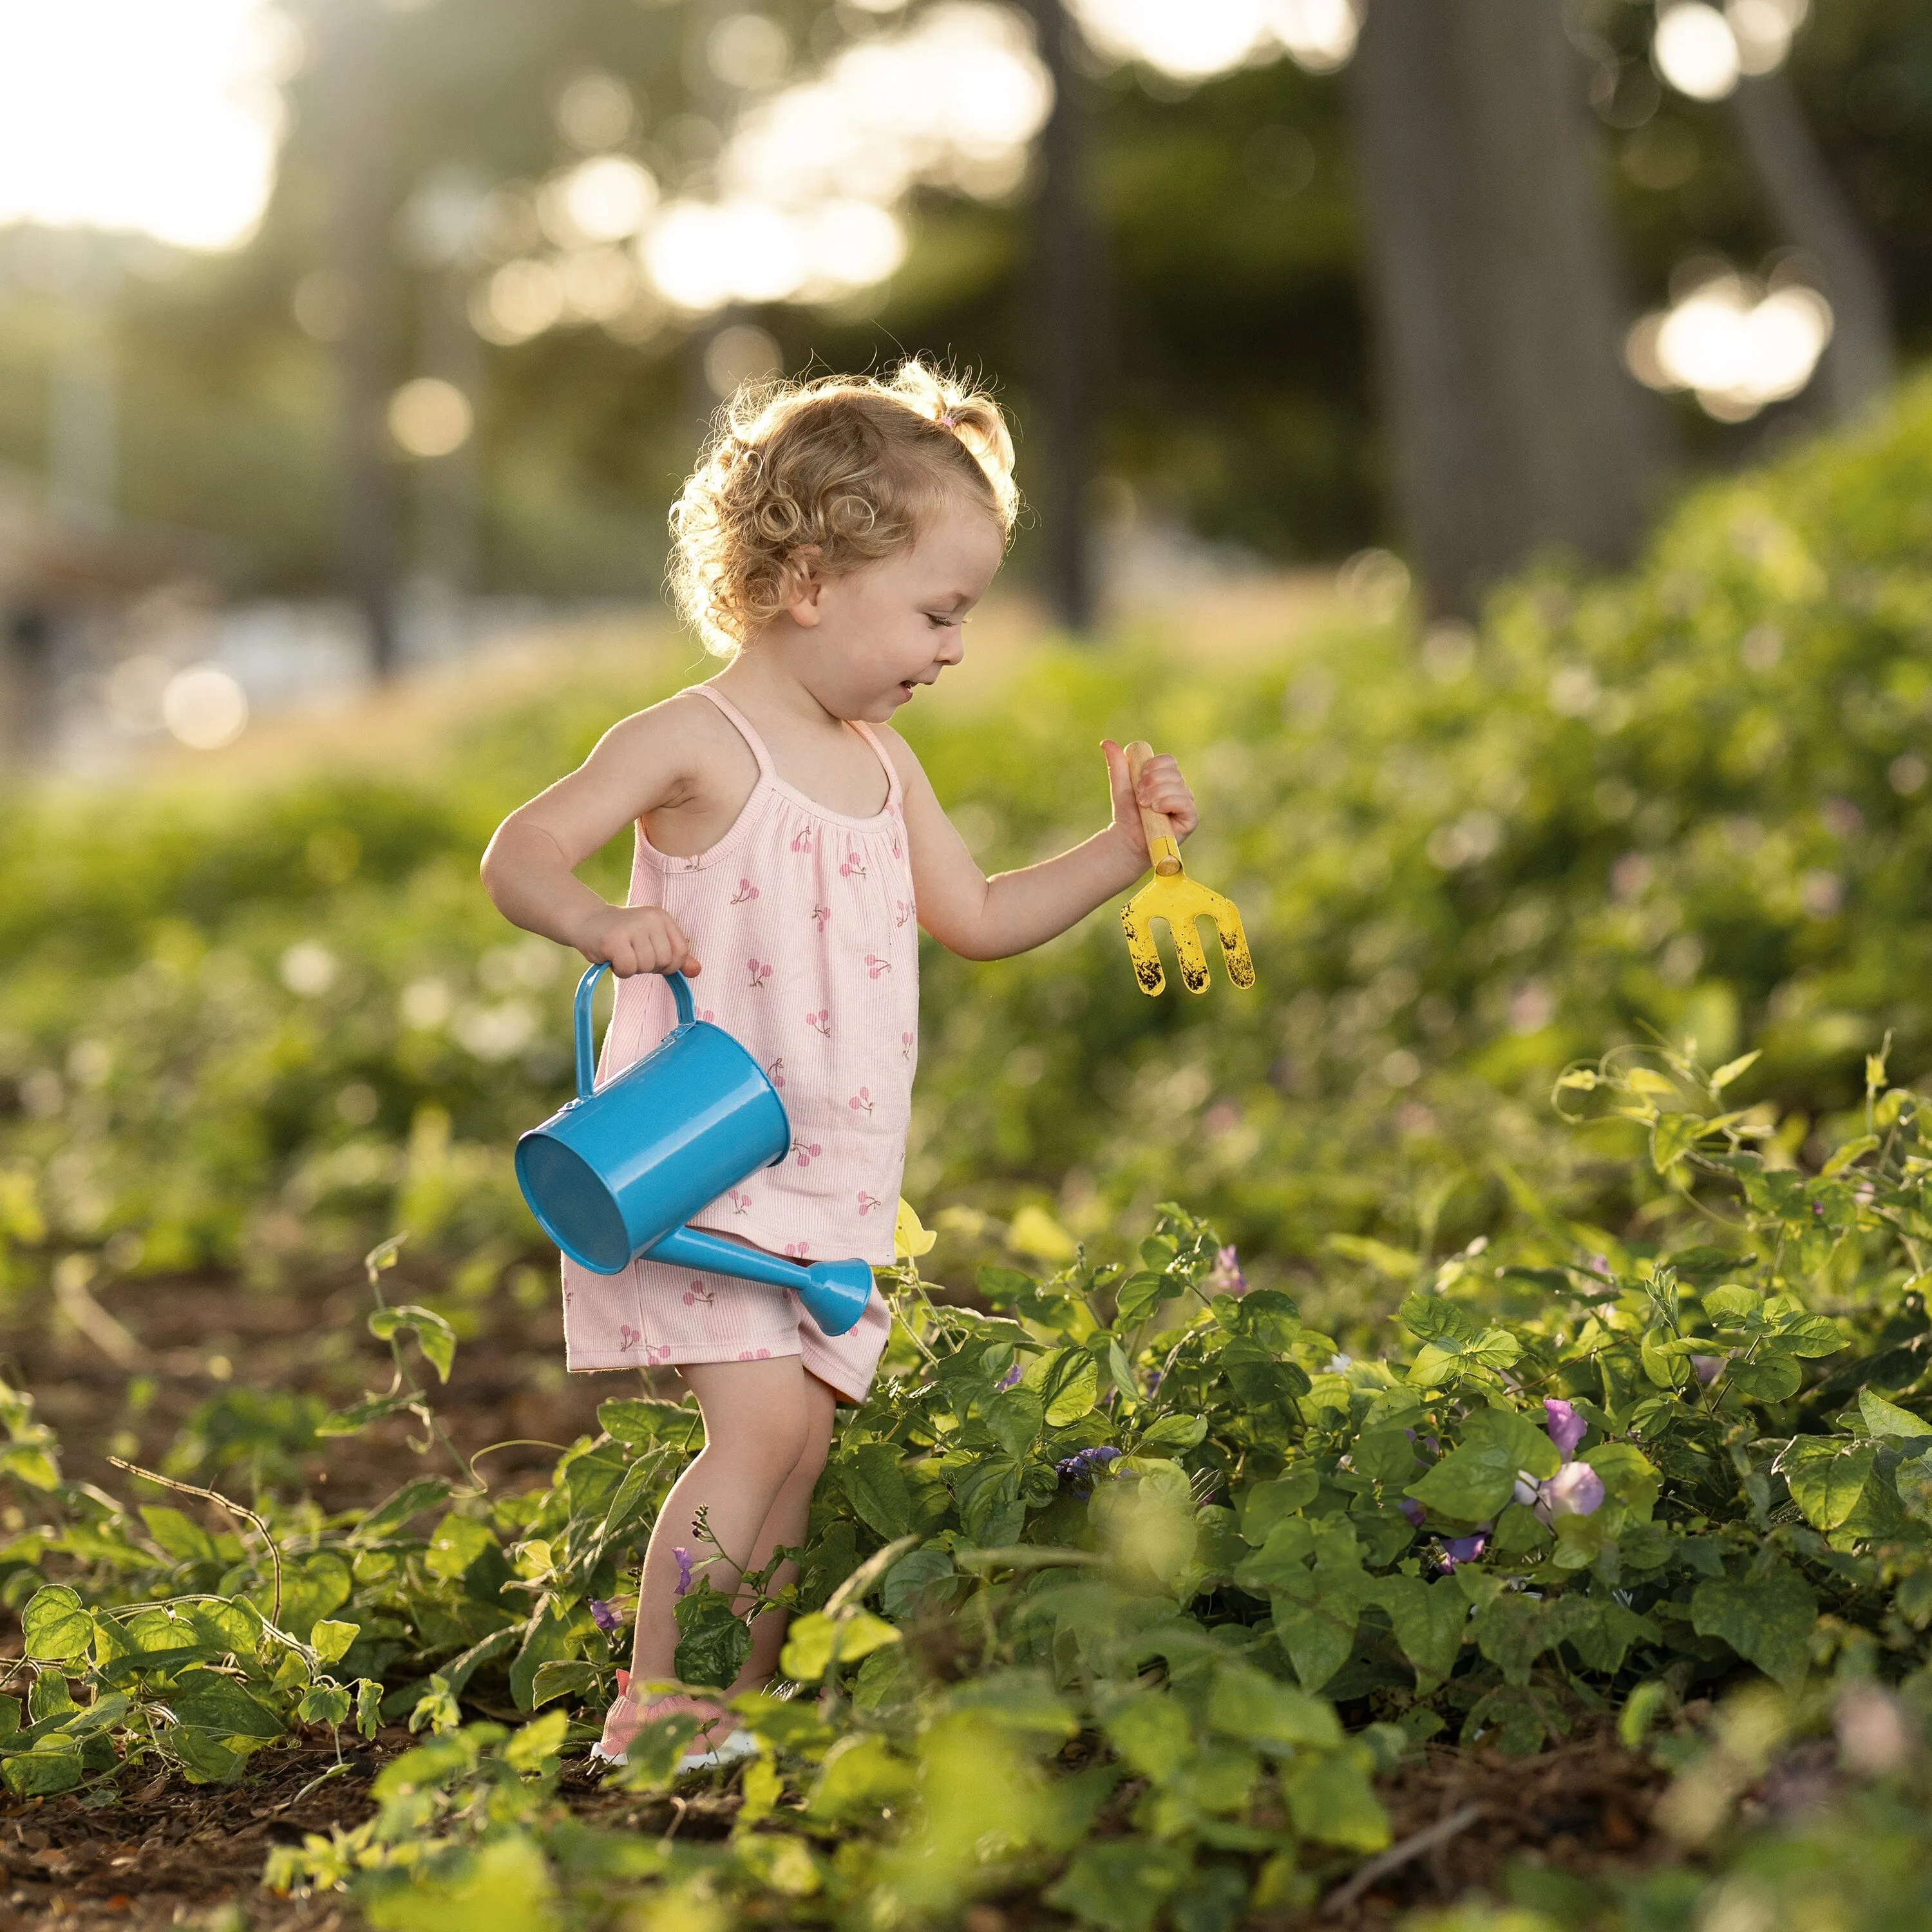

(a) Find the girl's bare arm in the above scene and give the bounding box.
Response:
[480,696,714,976]
[890,735,1198,961]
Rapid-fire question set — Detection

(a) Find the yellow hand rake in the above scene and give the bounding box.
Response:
[1120,741,1256,997]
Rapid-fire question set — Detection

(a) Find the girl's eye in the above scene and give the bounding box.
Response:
[925,613,958,629]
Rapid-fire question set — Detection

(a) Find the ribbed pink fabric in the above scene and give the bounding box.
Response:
[559,685,915,1399]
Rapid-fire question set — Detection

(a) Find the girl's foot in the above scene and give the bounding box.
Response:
[594,1671,750,1770]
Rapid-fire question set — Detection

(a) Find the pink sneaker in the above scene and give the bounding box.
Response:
[593,1671,753,1772]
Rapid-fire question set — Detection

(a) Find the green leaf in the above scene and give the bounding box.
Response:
[505,1709,569,1774]
[1042,1352,1100,1426]
[806,1732,914,1822]
[880,1547,955,1619]
[1139,1412,1209,1453]
[1368,1575,1469,1689]
[1728,1355,1803,1401]
[598,1397,694,1446]
[1283,1748,1392,1852]
[839,1441,915,1540]
[1270,1585,1359,1694]
[672,1584,753,1692]
[1238,1468,1320,1546]
[1691,1564,1817,1691]
[296,1685,352,1728]
[355,1678,384,1739]
[1780,1439,1876,1531]
[140,1507,219,1566]
[1651,1112,1704,1171]
[169,1669,283,1740]
[984,1388,1045,1461]
[424,1512,497,1582]
[1,1736,81,1797]
[310,1618,360,1669]
[352,1478,453,1542]
[530,1660,603,1710]
[1103,1692,1195,1783]
[1859,1388,1932,1440]
[1710,1050,1762,1091]
[22,1586,92,1663]
[368,1303,457,1383]
[1350,1427,1419,1484]
[1773,1315,1845,1358]
[1044,1840,1191,1932]
[1206,1662,1341,1751]
[778,1608,901,1682]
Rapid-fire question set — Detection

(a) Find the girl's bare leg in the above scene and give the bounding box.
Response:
[728,1370,839,1694]
[625,1357,814,1689]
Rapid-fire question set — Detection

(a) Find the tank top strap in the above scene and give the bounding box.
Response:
[691,683,776,782]
[849,719,904,811]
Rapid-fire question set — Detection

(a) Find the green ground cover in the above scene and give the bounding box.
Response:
[7,379,1932,1926]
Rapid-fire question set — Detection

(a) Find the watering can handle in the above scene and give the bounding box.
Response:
[1125,741,1182,877]
[573,963,697,1100]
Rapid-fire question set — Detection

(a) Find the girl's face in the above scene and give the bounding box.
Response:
[783,490,1005,724]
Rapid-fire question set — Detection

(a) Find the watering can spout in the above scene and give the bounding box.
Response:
[647,1226,873,1338]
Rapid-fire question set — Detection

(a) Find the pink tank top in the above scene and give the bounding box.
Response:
[567,683,919,1274]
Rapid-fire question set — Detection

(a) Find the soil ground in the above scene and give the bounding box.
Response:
[0,1272,1679,1929]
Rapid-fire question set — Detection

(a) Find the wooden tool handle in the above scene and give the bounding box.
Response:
[1126,741,1182,876]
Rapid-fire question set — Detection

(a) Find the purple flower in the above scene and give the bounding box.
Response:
[589,1598,621,1636]
[1544,1398,1587,1461]
[1441,1530,1489,1569]
[1691,1354,1725,1385]
[1056,1444,1122,1497]
[994,1363,1023,1390]
[672,1546,694,1598]
[1534,1461,1605,1526]
[1398,1498,1426,1528]
[1208,1246,1249,1296]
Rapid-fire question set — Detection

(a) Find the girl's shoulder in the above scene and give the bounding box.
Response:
[588,685,761,807]
[865,722,931,797]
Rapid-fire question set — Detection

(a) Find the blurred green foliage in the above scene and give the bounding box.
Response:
[14,376,1932,1304]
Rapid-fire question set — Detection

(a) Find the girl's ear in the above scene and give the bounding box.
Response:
[781,547,826,629]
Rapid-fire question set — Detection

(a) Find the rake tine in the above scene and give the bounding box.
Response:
[1167,907,1213,995]
[1207,895,1256,990]
[1121,900,1166,997]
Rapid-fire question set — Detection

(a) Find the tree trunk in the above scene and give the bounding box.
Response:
[323,2,402,677]
[1730,68,1893,424]
[1351,0,1662,618]
[1027,0,1099,634]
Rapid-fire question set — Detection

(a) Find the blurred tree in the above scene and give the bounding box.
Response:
[1351,0,1662,618]
[1024,0,1101,633]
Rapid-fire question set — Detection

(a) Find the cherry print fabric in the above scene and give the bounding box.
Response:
[560,685,916,1401]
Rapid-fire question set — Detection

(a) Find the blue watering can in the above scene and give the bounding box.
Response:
[514,964,874,1338]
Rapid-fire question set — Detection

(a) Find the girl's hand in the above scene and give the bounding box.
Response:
[576,905,703,978]
[1101,739,1198,867]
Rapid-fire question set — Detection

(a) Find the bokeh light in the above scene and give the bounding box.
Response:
[560,156,658,242]
[0,0,289,249]
[161,664,249,749]
[1070,0,1358,81]
[1653,3,1741,102]
[1626,270,1833,421]
[1727,0,1807,76]
[388,378,474,458]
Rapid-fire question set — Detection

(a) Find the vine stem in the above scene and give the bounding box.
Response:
[108,1457,283,1627]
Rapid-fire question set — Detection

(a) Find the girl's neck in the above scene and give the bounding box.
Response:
[712,639,851,738]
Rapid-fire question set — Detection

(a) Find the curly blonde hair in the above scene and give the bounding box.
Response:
[667,359,1019,658]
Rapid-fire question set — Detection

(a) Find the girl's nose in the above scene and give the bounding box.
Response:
[936,630,965,665]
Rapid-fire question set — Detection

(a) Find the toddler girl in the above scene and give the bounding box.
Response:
[480,359,1197,1764]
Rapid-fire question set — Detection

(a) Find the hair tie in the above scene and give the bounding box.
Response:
[937,412,960,429]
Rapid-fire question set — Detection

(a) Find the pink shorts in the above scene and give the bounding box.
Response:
[562,1253,891,1405]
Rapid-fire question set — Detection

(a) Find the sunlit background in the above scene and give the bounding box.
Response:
[0,0,1926,764]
